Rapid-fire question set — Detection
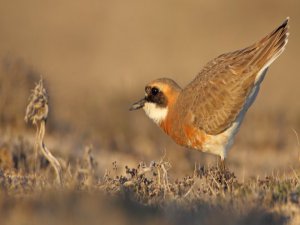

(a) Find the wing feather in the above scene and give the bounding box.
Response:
[176,18,289,135]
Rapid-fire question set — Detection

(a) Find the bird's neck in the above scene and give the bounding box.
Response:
[159,91,180,134]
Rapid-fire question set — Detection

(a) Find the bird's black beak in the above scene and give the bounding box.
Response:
[129,98,146,111]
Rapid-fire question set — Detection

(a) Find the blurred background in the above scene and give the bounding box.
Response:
[0,0,300,178]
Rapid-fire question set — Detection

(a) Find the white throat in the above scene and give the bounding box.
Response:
[143,102,168,124]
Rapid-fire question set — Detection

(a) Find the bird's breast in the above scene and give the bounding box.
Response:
[160,110,208,149]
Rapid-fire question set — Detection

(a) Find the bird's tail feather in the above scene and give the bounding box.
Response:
[248,17,289,69]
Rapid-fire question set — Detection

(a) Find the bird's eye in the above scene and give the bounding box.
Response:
[151,87,159,96]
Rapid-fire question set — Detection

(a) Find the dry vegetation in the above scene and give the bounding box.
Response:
[1,1,300,224]
[0,134,300,225]
[0,61,299,225]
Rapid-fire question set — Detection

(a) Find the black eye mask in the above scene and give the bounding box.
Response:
[146,88,168,107]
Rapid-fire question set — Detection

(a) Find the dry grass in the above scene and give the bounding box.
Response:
[0,134,299,225]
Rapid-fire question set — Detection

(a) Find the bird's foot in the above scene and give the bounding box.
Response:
[218,158,226,173]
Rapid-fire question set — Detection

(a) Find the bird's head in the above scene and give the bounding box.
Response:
[130,78,182,125]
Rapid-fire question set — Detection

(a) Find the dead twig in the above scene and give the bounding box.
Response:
[25,78,62,186]
[291,128,300,162]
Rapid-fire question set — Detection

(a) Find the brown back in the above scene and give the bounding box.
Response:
[176,18,289,135]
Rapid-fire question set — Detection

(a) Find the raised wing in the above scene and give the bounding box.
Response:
[177,18,289,135]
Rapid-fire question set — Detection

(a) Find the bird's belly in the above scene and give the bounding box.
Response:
[202,121,241,159]
[179,124,237,159]
[166,116,242,159]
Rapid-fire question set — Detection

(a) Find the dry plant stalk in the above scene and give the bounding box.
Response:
[25,79,62,185]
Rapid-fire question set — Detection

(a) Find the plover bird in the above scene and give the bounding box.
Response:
[130,18,289,165]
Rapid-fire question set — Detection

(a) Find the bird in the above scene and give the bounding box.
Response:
[130,18,289,167]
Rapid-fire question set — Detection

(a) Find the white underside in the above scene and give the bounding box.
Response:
[143,102,168,124]
[203,45,287,159]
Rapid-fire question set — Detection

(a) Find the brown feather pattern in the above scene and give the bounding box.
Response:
[175,18,289,135]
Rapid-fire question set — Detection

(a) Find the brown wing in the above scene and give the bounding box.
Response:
[177,18,289,135]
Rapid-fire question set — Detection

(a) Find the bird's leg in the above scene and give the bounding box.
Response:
[218,156,226,172]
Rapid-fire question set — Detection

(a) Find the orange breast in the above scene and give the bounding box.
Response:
[160,111,208,150]
[182,125,208,149]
